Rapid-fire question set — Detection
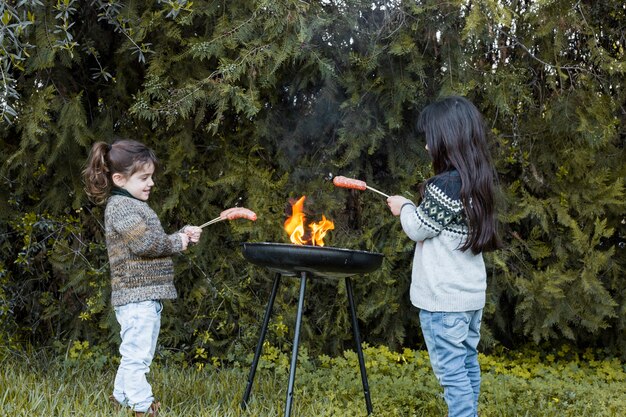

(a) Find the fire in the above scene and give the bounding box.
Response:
[284,196,334,246]
[284,196,307,245]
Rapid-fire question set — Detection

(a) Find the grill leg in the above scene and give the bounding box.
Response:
[345,277,373,415]
[284,271,307,417]
[241,273,282,409]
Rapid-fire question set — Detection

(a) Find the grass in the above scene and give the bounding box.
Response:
[1,344,625,416]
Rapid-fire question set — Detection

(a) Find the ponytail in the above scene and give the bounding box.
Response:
[82,139,158,205]
[83,142,112,205]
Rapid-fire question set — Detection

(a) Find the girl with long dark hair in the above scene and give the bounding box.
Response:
[387,96,501,417]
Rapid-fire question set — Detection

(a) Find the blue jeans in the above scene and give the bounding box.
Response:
[113,300,162,412]
[419,309,482,417]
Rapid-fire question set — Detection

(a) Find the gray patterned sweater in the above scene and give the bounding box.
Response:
[105,193,184,307]
[399,170,486,312]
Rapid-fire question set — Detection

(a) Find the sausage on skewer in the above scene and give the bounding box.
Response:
[333,176,367,191]
[332,175,390,198]
[220,207,257,221]
[199,207,257,228]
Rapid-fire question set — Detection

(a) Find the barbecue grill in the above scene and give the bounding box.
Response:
[240,242,384,417]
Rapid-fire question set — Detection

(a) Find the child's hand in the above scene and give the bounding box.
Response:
[179,233,190,251]
[387,195,412,216]
[184,226,202,243]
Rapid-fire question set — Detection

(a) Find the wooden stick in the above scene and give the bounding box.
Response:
[199,217,225,229]
[366,185,390,198]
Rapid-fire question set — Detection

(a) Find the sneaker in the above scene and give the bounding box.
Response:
[135,401,160,416]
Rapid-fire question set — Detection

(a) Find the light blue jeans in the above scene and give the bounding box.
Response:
[419,309,482,417]
[113,300,162,412]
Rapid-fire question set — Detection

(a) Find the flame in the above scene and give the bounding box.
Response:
[284,196,335,246]
[284,196,307,245]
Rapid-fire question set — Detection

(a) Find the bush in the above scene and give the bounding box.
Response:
[1,344,625,416]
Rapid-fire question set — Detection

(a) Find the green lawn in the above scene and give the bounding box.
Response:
[1,344,625,416]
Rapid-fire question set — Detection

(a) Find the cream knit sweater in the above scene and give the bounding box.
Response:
[399,170,486,312]
[105,194,184,307]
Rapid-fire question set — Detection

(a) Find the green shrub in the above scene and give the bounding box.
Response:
[1,0,625,360]
[2,344,625,416]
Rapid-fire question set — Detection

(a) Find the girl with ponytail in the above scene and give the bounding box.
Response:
[83,139,202,416]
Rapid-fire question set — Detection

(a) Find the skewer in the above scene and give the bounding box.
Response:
[199,217,224,229]
[364,186,390,199]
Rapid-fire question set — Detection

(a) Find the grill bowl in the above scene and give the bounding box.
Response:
[241,242,383,278]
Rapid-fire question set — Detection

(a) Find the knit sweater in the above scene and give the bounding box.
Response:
[399,170,486,312]
[105,194,184,307]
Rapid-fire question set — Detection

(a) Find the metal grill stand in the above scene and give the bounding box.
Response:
[241,272,373,417]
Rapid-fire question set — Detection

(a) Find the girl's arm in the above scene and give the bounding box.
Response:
[399,202,439,242]
[387,180,463,243]
[111,204,186,257]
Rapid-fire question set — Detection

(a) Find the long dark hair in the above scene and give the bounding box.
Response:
[82,139,158,205]
[417,96,501,253]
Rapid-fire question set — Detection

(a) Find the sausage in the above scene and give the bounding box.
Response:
[332,175,367,191]
[220,207,257,221]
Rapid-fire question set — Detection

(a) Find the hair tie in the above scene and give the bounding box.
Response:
[107,143,112,152]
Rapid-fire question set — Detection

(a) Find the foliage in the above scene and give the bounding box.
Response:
[0,0,625,360]
[0,0,38,122]
[1,344,625,416]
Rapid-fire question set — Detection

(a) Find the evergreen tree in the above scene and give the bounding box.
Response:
[1,0,625,358]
